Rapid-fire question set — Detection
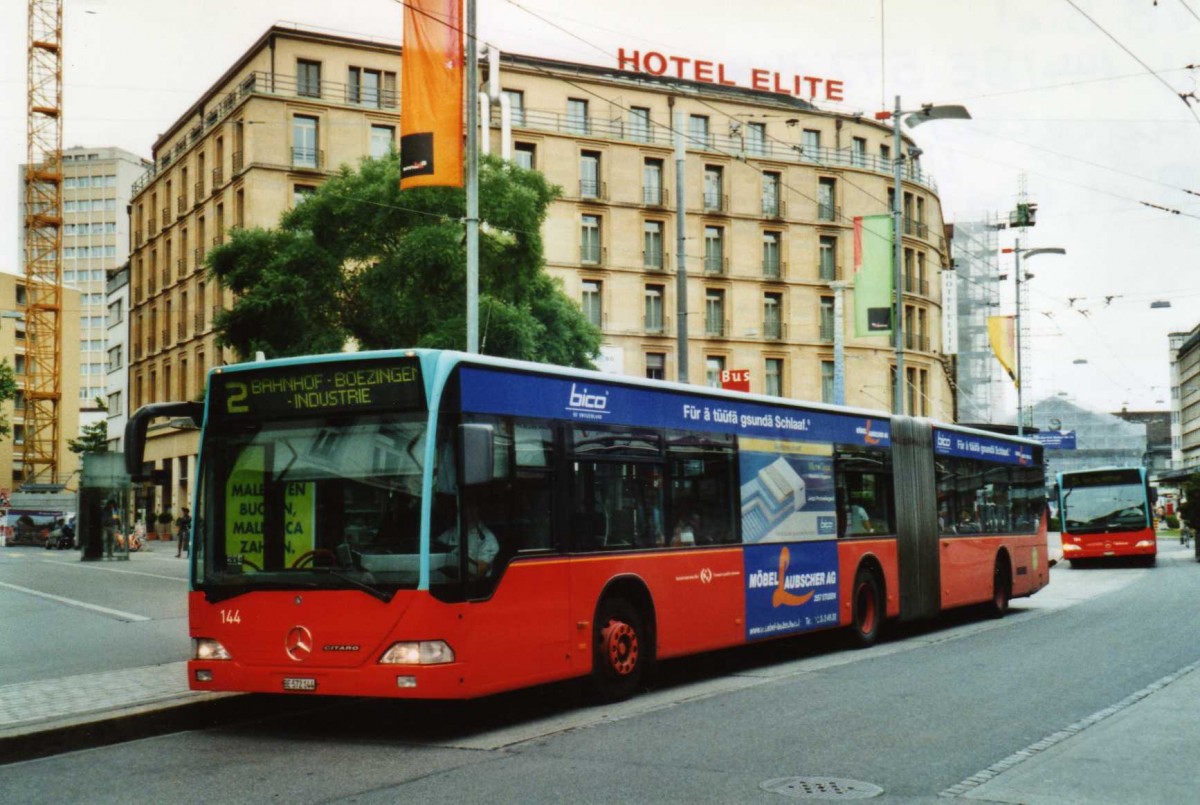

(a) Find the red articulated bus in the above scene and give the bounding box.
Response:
[126,349,1049,701]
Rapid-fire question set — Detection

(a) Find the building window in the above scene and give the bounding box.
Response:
[765,358,783,397]
[703,165,724,211]
[704,226,724,274]
[370,125,395,158]
[689,114,710,147]
[643,221,664,269]
[348,67,397,107]
[646,352,665,381]
[580,151,601,198]
[819,235,837,280]
[705,355,725,388]
[107,345,123,373]
[297,59,321,98]
[567,98,589,134]
[629,106,651,142]
[643,158,664,206]
[822,361,835,403]
[514,142,536,170]
[581,280,602,327]
[802,128,821,158]
[581,215,602,264]
[851,137,867,166]
[107,299,123,327]
[762,171,781,217]
[644,284,665,334]
[820,296,835,341]
[502,89,525,125]
[293,184,318,206]
[762,231,782,278]
[880,143,891,162]
[107,391,121,415]
[818,177,836,221]
[746,122,766,155]
[705,289,725,336]
[764,292,783,339]
[292,115,319,168]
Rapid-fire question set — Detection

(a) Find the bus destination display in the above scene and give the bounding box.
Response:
[212,360,424,420]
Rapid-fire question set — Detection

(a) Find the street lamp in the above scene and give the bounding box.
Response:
[875,99,971,415]
[1002,242,1065,436]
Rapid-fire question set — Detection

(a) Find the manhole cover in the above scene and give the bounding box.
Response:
[760,776,883,800]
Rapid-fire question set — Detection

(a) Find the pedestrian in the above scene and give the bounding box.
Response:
[102,500,119,559]
[175,507,192,557]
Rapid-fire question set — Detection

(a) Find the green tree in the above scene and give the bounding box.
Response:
[68,398,109,454]
[207,153,601,367]
[0,359,16,437]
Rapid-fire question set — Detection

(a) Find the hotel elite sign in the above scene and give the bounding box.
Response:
[616,48,845,102]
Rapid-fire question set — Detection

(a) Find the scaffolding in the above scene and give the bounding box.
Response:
[951,213,1004,425]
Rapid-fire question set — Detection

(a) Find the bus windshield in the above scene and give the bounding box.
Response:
[195,414,430,600]
[1061,473,1148,533]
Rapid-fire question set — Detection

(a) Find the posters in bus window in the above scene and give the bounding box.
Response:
[224,446,315,570]
[739,438,836,542]
[744,541,839,639]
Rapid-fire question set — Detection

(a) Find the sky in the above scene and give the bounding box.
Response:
[2,0,1199,420]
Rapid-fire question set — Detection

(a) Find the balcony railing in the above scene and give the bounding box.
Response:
[194,311,205,331]
[905,333,930,351]
[148,334,157,353]
[178,322,187,340]
[132,73,939,199]
[643,186,668,207]
[762,199,787,219]
[148,276,157,295]
[762,259,785,279]
[161,328,170,346]
[291,148,324,170]
[643,250,669,271]
[194,247,205,266]
[817,203,840,222]
[705,318,729,338]
[819,319,835,342]
[903,216,929,238]
[903,275,930,296]
[134,231,143,247]
[177,257,187,278]
[580,245,606,265]
[763,319,786,340]
[818,262,840,282]
[703,192,727,213]
[147,216,156,234]
[704,256,728,276]
[135,286,144,303]
[579,179,606,200]
[161,207,169,225]
[212,167,224,187]
[177,195,187,214]
[194,181,205,201]
[212,234,224,248]
[644,315,670,335]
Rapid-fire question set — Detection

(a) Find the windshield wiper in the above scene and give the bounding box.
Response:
[310,567,394,602]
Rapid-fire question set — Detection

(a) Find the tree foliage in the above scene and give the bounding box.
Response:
[207,153,601,367]
[0,359,16,438]
[68,398,109,454]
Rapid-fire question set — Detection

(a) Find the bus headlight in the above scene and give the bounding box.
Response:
[193,638,232,661]
[379,640,455,665]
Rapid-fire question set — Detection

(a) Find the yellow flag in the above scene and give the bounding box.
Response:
[988,315,1018,388]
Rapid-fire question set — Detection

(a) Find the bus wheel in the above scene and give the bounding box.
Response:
[851,568,882,648]
[592,597,645,701]
[990,558,1011,618]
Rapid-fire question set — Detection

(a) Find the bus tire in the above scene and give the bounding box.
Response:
[990,557,1011,618]
[851,567,883,648]
[592,597,646,702]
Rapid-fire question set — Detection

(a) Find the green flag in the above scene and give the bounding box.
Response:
[854,215,893,337]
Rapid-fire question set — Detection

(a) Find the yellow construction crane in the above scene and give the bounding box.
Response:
[23,0,64,486]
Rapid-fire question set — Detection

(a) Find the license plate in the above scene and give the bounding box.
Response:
[283,677,317,691]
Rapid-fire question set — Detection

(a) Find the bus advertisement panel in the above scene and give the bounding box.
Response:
[1058,467,1156,565]
[127,349,1046,702]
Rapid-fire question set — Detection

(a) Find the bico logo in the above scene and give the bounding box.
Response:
[566,383,610,416]
[935,431,953,451]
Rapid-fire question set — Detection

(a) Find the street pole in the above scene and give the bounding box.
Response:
[890,95,904,415]
[465,0,479,353]
[1014,240,1024,436]
[674,111,689,384]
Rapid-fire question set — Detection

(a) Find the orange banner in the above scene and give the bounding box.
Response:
[400,0,464,189]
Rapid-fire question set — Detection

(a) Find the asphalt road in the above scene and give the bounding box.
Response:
[2,541,1198,803]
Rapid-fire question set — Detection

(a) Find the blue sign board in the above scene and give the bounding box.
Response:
[1031,430,1077,450]
[933,428,1035,466]
[744,541,840,640]
[460,367,890,448]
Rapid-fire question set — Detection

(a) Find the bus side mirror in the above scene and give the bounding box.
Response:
[459,424,494,487]
[124,401,204,480]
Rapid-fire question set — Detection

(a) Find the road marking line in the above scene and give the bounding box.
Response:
[940,659,1200,798]
[0,581,150,622]
[41,560,184,582]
